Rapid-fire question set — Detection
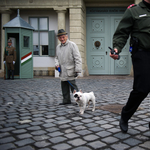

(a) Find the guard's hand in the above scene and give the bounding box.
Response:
[110,48,119,60]
[3,61,6,64]
[13,61,15,64]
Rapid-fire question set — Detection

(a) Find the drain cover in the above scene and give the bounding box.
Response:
[97,104,124,114]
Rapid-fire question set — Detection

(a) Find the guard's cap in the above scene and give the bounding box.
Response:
[7,39,12,43]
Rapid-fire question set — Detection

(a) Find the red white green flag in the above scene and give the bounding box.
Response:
[21,52,32,66]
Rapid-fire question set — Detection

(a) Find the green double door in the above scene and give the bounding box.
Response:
[86,14,132,75]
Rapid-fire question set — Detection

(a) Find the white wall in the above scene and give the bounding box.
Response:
[33,57,55,67]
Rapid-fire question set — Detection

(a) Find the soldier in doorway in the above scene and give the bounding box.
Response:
[3,39,16,80]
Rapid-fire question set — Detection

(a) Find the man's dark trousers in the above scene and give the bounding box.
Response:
[61,80,78,104]
[121,50,150,122]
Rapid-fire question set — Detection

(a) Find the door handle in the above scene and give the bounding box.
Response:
[106,51,107,55]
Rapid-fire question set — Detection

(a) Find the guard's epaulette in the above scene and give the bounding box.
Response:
[127,4,137,9]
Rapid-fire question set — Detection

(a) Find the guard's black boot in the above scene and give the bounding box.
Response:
[12,70,14,80]
[119,118,128,133]
[7,70,10,79]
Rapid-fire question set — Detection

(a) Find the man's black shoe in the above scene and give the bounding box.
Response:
[119,118,128,133]
[72,102,78,105]
[59,102,71,105]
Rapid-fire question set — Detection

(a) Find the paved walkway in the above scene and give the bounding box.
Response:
[0,76,150,150]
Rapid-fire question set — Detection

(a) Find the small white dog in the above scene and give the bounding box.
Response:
[73,89,96,114]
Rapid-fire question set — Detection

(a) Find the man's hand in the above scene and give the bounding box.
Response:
[55,65,61,72]
[3,61,6,64]
[74,72,78,77]
[110,48,119,60]
[55,65,59,69]
[13,61,15,65]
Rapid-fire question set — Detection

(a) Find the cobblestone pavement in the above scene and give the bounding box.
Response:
[0,76,150,150]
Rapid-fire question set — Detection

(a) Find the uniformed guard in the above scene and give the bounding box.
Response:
[110,0,150,133]
[3,39,16,80]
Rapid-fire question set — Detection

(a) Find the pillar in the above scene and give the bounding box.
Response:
[134,0,141,4]
[69,8,87,76]
[54,9,67,44]
[56,10,66,31]
[54,8,66,77]
[0,10,11,72]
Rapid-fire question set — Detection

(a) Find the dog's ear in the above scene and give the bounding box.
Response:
[79,89,82,93]
[73,90,76,94]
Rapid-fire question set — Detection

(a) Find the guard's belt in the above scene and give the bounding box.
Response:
[138,49,150,52]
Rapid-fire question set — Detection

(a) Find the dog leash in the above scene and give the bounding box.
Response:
[56,67,79,92]
[67,80,78,92]
[68,72,79,91]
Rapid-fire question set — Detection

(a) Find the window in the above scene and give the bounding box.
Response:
[29,17,49,56]
[23,36,29,47]
[33,45,39,55]
[42,46,48,55]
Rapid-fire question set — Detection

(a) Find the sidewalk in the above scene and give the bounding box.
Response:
[0,76,150,150]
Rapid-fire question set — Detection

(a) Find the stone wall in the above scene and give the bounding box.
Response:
[69,1,88,76]
[135,0,142,4]
[0,0,83,9]
[33,67,55,76]
[0,14,1,70]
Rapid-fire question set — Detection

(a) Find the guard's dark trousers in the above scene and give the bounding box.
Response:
[121,50,150,122]
[121,90,148,122]
[61,80,78,104]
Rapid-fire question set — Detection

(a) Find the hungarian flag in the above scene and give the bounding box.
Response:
[21,52,32,66]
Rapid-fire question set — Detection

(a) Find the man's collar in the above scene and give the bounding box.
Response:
[60,39,69,47]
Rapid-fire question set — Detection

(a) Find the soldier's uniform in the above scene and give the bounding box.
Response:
[4,39,16,79]
[113,0,150,130]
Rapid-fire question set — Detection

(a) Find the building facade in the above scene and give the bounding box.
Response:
[0,0,141,77]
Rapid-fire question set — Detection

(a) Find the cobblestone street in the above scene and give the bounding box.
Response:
[0,76,150,150]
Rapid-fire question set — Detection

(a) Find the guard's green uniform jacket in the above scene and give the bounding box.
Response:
[4,46,16,62]
[4,46,16,70]
[113,1,150,53]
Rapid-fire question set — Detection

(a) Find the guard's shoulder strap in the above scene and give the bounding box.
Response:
[127,4,137,9]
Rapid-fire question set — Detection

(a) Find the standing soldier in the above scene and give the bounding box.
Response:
[3,39,16,80]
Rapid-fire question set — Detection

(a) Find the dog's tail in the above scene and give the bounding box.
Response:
[90,91,97,102]
[90,91,95,97]
[90,91,94,95]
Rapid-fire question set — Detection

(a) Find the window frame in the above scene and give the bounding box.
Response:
[29,17,49,56]
[23,36,30,48]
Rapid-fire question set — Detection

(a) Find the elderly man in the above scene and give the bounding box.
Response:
[55,29,82,105]
[4,39,16,80]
